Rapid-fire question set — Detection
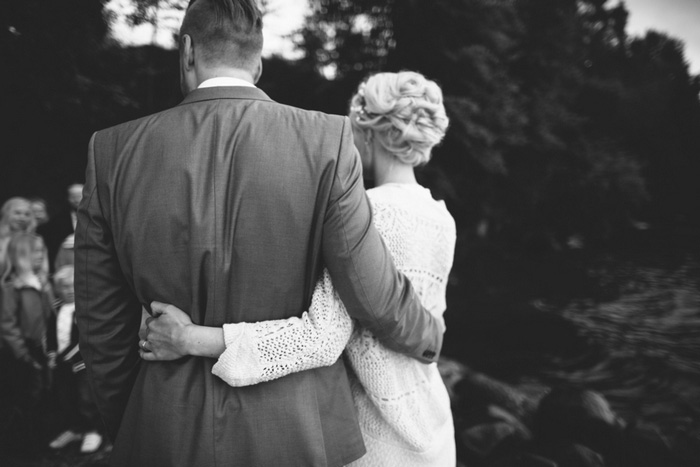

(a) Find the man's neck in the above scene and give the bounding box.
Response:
[197,67,255,86]
[198,77,255,89]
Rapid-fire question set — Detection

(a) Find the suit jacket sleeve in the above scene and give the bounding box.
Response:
[75,132,142,439]
[322,117,443,363]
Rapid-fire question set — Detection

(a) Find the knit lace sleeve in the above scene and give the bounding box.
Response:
[211,269,353,387]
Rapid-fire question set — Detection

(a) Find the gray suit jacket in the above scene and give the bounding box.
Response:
[75,86,443,467]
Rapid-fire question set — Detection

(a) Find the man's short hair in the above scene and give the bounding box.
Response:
[181,0,263,71]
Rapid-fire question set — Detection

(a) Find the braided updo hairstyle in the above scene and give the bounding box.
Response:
[349,71,449,167]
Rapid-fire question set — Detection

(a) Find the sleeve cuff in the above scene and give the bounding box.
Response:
[211,323,265,387]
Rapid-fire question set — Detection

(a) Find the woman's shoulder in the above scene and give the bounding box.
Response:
[367,184,454,224]
[367,183,432,201]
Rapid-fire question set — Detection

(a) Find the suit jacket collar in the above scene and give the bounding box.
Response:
[179,86,273,106]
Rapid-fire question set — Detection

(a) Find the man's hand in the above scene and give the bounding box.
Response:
[139,301,194,361]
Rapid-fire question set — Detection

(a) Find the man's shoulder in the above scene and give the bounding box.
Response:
[240,100,352,159]
[95,107,174,140]
[96,98,348,139]
[271,100,343,119]
[259,99,349,130]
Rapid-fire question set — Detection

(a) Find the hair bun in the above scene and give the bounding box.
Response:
[350,71,448,166]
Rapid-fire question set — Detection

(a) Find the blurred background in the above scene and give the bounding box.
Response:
[1,0,699,466]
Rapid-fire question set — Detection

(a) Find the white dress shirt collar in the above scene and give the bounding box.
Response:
[198,77,256,89]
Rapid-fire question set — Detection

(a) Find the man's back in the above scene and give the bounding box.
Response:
[79,86,364,466]
[102,87,341,326]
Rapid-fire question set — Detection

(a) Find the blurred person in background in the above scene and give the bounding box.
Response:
[0,197,37,451]
[41,183,83,272]
[141,70,457,467]
[0,233,53,451]
[53,233,75,272]
[66,184,83,227]
[0,197,36,277]
[46,265,103,454]
[30,198,50,228]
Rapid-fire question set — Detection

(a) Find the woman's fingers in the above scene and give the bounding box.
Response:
[150,301,170,316]
[139,301,190,362]
[151,300,189,319]
[139,349,158,361]
[145,315,156,328]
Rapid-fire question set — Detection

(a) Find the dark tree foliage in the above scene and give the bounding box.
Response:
[0,1,191,212]
[298,0,394,81]
[621,32,700,228]
[124,0,186,27]
[0,0,136,207]
[296,0,700,254]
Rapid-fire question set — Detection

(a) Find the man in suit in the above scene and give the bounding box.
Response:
[75,1,444,466]
[38,183,83,271]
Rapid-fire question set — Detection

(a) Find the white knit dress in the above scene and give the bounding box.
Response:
[212,183,457,466]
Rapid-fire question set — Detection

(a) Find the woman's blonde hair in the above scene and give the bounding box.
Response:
[3,233,48,283]
[349,71,449,167]
[0,197,36,239]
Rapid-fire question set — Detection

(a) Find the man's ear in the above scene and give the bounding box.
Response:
[252,57,263,84]
[181,34,195,71]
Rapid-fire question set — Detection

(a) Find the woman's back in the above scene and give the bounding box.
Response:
[346,183,456,467]
[367,183,455,314]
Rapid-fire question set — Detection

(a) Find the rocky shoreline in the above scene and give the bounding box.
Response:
[439,356,697,467]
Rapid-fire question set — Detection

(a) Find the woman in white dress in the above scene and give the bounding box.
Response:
[140,71,457,466]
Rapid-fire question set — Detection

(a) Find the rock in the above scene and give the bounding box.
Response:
[437,355,469,402]
[459,421,528,458]
[453,364,539,421]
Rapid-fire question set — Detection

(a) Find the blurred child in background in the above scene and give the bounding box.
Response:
[53,233,75,272]
[46,265,102,453]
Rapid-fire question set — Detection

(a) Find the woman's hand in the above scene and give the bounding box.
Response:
[139,301,194,361]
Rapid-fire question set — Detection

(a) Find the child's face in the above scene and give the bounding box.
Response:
[56,279,75,303]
